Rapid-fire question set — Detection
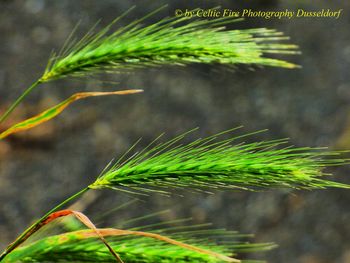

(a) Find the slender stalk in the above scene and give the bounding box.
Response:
[0,80,41,124]
[0,187,89,261]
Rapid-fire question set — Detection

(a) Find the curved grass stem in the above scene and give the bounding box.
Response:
[0,80,41,124]
[0,187,89,261]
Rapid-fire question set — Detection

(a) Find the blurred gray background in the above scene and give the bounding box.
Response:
[0,0,350,262]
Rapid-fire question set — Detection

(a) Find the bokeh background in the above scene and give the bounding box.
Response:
[0,0,350,262]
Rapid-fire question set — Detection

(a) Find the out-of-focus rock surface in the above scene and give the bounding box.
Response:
[0,1,349,262]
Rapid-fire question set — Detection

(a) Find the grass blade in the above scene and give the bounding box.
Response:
[0,89,142,140]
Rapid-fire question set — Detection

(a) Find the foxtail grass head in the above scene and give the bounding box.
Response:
[40,7,299,83]
[89,128,350,195]
[3,209,275,263]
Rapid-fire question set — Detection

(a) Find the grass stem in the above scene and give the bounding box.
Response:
[0,187,89,261]
[0,80,41,125]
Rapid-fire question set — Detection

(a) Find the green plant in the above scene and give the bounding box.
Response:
[0,7,348,262]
